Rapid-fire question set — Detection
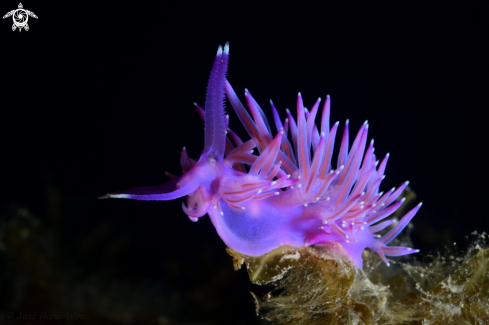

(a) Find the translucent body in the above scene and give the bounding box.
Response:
[102,43,421,268]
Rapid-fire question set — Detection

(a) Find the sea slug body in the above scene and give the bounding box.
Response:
[101,43,421,268]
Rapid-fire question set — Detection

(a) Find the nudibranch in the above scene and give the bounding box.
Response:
[101,42,422,268]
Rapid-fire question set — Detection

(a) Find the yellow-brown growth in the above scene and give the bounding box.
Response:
[227,240,489,325]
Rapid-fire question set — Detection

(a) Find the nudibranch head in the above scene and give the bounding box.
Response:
[101,42,421,268]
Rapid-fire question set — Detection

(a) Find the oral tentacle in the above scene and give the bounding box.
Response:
[101,176,200,201]
[182,187,210,219]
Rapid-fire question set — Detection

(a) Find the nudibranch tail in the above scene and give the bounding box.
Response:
[102,42,422,269]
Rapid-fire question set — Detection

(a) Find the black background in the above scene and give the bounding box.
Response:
[1,1,488,324]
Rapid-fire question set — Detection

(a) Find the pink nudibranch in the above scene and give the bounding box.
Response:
[101,42,421,268]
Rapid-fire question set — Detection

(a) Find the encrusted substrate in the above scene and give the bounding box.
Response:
[227,239,489,325]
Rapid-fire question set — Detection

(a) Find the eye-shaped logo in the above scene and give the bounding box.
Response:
[3,3,38,32]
